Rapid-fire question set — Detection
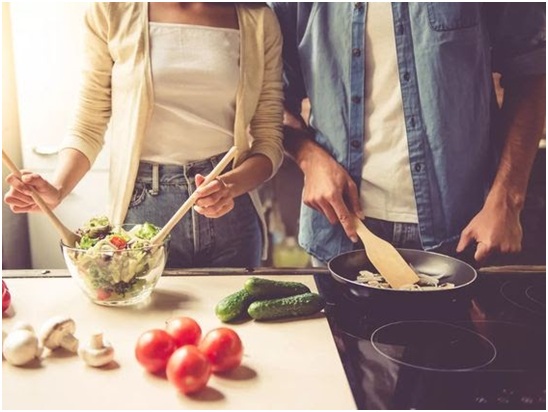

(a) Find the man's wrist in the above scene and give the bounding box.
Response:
[485,184,525,213]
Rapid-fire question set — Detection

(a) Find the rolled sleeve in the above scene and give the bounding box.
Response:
[487,3,546,82]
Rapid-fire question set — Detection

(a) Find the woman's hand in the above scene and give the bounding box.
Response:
[4,172,62,213]
[193,174,234,218]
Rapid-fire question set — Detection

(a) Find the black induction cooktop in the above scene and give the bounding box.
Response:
[315,271,546,410]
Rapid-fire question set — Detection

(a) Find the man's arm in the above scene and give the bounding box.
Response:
[457,74,546,261]
[271,2,363,241]
[283,110,363,243]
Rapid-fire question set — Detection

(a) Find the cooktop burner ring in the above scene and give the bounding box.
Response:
[525,285,546,307]
[500,281,545,315]
[370,320,497,372]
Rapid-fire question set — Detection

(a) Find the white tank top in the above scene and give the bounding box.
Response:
[141,23,239,165]
[360,3,418,223]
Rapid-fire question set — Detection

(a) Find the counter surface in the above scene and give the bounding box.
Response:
[2,273,356,410]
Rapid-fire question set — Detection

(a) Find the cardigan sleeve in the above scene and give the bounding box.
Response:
[247,8,285,180]
[61,2,113,166]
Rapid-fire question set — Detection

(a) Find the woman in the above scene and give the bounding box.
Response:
[4,3,284,267]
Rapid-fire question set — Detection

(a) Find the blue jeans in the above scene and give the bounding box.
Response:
[124,153,262,268]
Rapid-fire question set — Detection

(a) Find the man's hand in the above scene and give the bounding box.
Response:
[283,110,364,242]
[300,148,363,243]
[456,194,523,262]
[4,172,62,213]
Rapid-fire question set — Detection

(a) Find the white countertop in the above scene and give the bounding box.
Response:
[2,273,356,410]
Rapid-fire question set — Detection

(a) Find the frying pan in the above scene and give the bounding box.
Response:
[327,248,477,303]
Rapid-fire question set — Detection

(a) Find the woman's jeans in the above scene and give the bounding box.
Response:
[124,153,262,268]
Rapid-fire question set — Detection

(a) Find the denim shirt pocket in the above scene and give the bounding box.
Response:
[426,3,480,31]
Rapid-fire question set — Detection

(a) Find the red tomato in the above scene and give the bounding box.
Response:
[198,327,243,373]
[166,345,211,395]
[2,280,11,313]
[109,236,127,249]
[135,329,176,373]
[96,288,112,301]
[165,316,202,348]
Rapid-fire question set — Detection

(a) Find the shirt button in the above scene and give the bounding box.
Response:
[352,96,362,104]
[414,163,422,172]
[403,72,410,82]
[352,48,361,57]
[351,140,361,149]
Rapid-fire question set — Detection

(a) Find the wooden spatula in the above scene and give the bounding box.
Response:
[2,150,80,247]
[352,214,419,289]
[151,146,238,245]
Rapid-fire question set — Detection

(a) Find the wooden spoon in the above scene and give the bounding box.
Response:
[2,150,80,247]
[352,214,419,289]
[151,146,238,245]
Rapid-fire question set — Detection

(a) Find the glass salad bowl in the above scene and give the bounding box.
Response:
[61,218,169,306]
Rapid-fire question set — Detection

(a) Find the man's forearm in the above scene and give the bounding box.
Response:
[487,74,546,209]
[282,110,330,173]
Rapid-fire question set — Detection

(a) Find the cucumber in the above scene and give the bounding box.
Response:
[247,293,325,321]
[215,289,255,322]
[244,277,311,299]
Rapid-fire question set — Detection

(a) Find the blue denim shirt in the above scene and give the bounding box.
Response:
[270,2,546,263]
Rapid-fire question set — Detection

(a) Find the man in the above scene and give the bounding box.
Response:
[270,3,546,265]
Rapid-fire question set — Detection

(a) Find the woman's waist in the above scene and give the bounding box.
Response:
[135,151,230,183]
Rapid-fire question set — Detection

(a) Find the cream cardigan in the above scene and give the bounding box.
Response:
[62,3,284,241]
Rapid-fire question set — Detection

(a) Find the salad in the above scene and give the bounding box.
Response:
[64,216,167,302]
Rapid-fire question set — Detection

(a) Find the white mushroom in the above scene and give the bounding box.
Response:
[3,329,43,366]
[78,332,114,367]
[11,321,35,334]
[40,316,79,352]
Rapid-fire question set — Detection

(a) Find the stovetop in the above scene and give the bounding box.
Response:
[314,272,546,410]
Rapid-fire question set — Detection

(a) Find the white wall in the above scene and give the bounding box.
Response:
[2,3,32,269]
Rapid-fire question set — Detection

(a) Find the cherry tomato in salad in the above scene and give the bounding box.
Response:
[166,345,211,395]
[96,288,112,301]
[135,329,176,374]
[2,280,11,313]
[109,235,127,250]
[198,327,243,373]
[165,316,202,348]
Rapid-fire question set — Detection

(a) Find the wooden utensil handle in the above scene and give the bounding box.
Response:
[2,151,59,222]
[152,146,238,244]
[2,150,76,245]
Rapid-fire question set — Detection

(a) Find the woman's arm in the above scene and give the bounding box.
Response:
[4,4,113,214]
[4,148,90,212]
